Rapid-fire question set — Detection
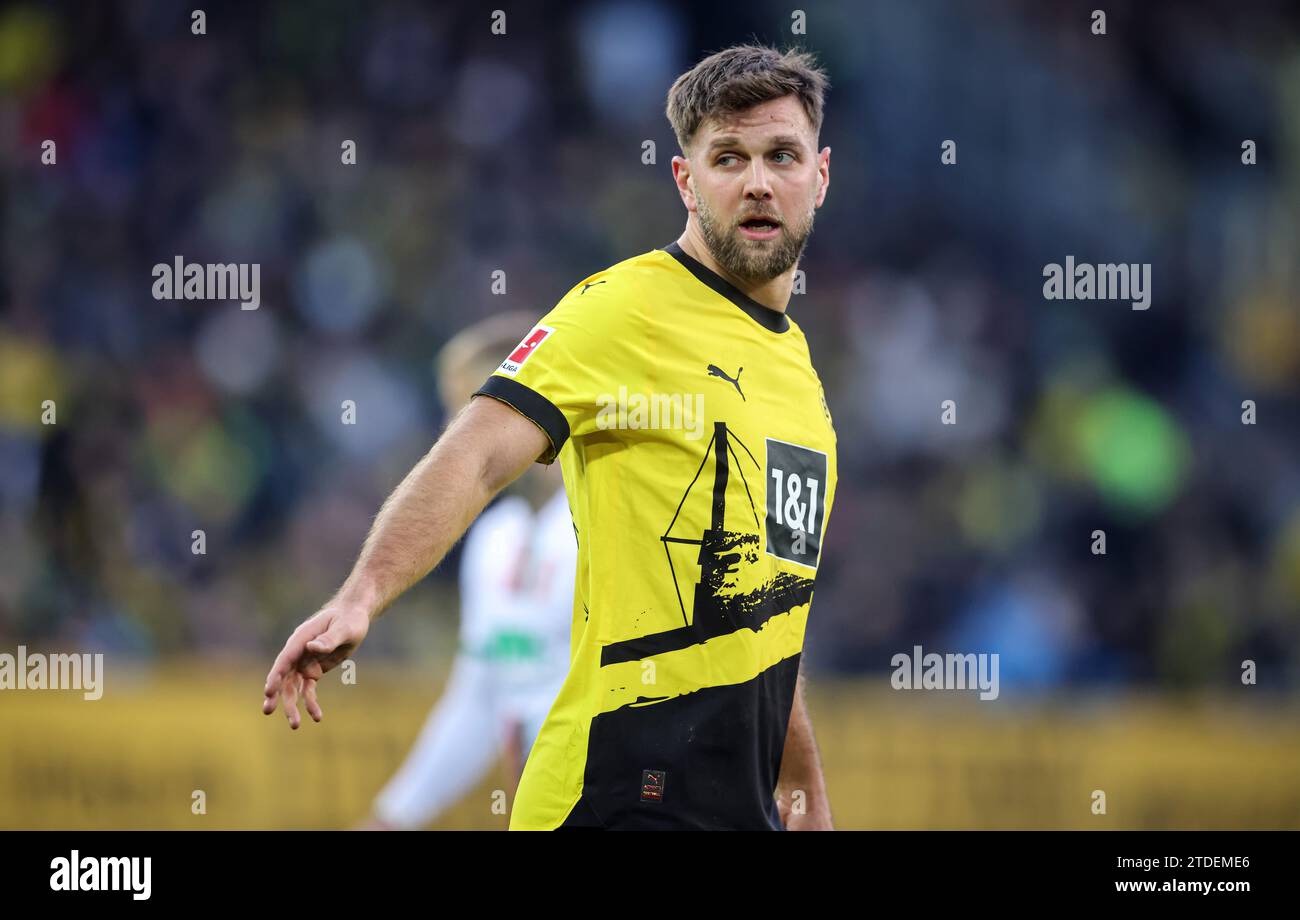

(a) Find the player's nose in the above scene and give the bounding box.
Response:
[743,160,774,199]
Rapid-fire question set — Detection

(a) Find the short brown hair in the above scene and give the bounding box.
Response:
[666,44,829,154]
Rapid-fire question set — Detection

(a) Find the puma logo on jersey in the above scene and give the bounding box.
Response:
[706,364,745,401]
[580,280,606,295]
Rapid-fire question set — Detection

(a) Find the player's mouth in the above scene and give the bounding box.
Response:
[738,215,782,241]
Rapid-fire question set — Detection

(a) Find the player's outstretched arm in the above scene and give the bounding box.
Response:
[261,394,550,729]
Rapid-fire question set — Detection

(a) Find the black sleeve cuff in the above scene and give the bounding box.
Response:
[473,375,571,463]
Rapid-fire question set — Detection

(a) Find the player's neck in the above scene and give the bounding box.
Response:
[676,229,793,315]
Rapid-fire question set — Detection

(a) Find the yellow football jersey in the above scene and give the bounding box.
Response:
[474,240,837,829]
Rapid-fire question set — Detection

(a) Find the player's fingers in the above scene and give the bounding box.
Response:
[264,625,312,700]
[283,671,302,730]
[263,667,290,714]
[264,646,296,700]
[303,678,322,722]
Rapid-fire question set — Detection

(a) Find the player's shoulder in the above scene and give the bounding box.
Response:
[784,311,809,340]
[555,247,678,309]
[542,247,674,341]
[776,311,815,365]
[781,315,833,433]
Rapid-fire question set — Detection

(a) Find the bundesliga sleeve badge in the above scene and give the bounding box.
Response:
[499,325,554,376]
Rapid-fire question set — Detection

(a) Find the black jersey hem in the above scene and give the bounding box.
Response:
[474,375,570,463]
[555,795,606,830]
[569,653,800,830]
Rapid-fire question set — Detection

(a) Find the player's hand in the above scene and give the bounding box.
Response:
[262,602,370,729]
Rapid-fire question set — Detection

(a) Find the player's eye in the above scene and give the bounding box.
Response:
[772,151,796,164]
[716,154,739,167]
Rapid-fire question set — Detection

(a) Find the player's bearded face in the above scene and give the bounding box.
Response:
[692,177,816,285]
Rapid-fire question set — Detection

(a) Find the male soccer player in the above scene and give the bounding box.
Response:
[366,315,575,829]
[264,44,837,831]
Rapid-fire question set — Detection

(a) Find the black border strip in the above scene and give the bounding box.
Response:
[661,240,790,333]
[474,375,570,461]
[7,829,1279,898]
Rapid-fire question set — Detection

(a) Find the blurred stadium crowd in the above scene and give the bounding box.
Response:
[1,0,1297,693]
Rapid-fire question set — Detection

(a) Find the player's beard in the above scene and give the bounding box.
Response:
[694,189,815,285]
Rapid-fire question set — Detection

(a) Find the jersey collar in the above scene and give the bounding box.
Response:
[661,241,791,333]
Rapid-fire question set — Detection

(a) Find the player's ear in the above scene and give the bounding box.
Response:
[814,146,830,207]
[671,155,696,209]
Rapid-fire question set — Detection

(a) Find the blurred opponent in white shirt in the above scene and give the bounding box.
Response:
[365,314,574,829]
